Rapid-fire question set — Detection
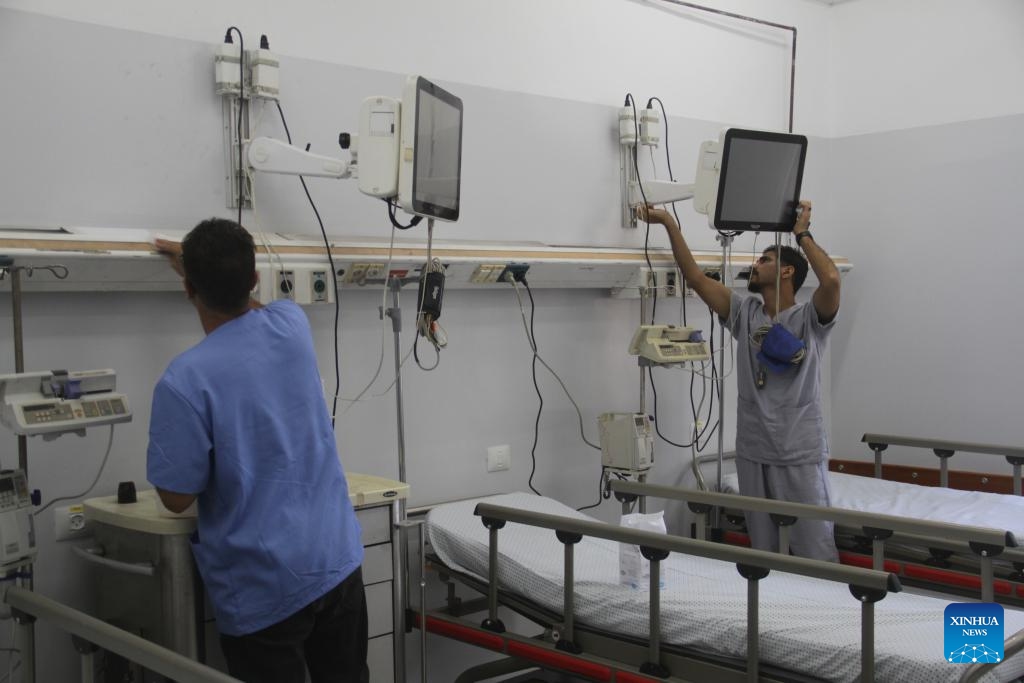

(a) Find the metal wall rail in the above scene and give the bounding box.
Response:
[861,433,1024,493]
[474,502,899,683]
[611,479,1016,603]
[3,586,239,683]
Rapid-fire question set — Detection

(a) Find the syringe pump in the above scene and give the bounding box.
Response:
[628,325,711,365]
[0,369,131,440]
[598,412,653,473]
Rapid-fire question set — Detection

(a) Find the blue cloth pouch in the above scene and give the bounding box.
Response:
[757,323,805,373]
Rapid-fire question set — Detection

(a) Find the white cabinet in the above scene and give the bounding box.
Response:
[83,475,409,683]
[358,504,397,683]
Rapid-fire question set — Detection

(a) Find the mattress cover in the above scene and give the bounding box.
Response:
[427,492,1024,683]
[716,470,1024,540]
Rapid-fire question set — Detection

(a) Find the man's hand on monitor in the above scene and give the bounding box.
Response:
[794,200,812,235]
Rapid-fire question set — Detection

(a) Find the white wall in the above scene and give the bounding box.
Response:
[828,0,1024,136]
[0,1,822,680]
[0,0,834,133]
[2,0,1022,681]
[823,0,1024,470]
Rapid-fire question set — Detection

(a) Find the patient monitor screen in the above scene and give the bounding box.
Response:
[715,130,806,232]
[412,80,463,221]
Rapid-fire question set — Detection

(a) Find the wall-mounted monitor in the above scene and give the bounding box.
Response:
[397,76,464,222]
[693,128,807,232]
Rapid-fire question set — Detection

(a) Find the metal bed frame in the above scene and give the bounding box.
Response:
[680,434,1024,600]
[422,500,906,683]
[422,496,1024,683]
[610,480,1018,603]
[860,434,1024,494]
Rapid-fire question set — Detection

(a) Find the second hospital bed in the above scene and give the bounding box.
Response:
[425,492,1024,683]
[673,436,1024,600]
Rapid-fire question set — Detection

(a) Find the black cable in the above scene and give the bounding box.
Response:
[576,467,607,512]
[640,97,722,451]
[523,279,544,496]
[524,279,604,511]
[412,329,440,371]
[225,27,244,226]
[274,101,343,428]
[649,96,687,325]
[696,311,723,451]
[386,199,422,230]
[627,95,657,323]
[647,367,694,449]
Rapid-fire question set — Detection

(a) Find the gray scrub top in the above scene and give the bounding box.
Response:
[726,291,836,466]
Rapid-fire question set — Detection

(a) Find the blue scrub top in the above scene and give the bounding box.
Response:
[147,300,363,636]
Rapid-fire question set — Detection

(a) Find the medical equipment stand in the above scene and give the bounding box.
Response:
[633,287,653,514]
[711,232,734,536]
[4,260,37,683]
[383,273,420,683]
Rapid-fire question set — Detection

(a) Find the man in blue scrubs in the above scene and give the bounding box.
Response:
[147,218,368,682]
[639,201,841,562]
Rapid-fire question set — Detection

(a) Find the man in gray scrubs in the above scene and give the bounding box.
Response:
[639,200,841,561]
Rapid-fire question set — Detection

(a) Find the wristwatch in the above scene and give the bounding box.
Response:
[795,231,813,246]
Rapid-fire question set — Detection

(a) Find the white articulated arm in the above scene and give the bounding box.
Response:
[629,180,695,207]
[247,137,353,179]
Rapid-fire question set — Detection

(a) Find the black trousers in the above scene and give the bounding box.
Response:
[219,567,370,683]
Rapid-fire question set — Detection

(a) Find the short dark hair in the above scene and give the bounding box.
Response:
[181,218,255,313]
[763,244,809,293]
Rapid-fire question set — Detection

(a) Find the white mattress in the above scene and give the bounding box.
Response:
[718,470,1024,540]
[427,492,1024,683]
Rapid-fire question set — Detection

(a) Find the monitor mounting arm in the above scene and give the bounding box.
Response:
[246,137,356,179]
[628,180,695,207]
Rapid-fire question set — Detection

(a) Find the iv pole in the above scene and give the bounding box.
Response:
[382,273,416,683]
[1,257,72,683]
[380,215,437,683]
[3,259,33,683]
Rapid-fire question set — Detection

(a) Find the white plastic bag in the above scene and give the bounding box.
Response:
[619,510,667,589]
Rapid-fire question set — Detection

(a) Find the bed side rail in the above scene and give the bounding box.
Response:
[861,433,1024,493]
[611,480,1016,603]
[3,585,240,683]
[474,502,898,683]
[960,625,1024,683]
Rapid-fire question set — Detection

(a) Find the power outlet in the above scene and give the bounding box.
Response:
[310,270,330,303]
[54,504,91,541]
[277,270,295,299]
[487,445,511,472]
[497,264,530,284]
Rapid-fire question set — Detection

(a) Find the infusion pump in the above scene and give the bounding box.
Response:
[598,412,653,473]
[629,325,710,365]
[0,369,131,440]
[0,470,36,567]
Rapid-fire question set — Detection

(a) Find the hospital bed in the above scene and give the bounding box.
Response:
[673,434,1024,601]
[424,492,1024,683]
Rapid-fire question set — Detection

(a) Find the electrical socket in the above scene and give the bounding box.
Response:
[345,263,369,284]
[54,504,91,542]
[310,270,330,303]
[498,264,530,283]
[277,270,295,299]
[470,264,504,283]
[664,269,678,297]
[646,267,682,297]
[487,445,511,472]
